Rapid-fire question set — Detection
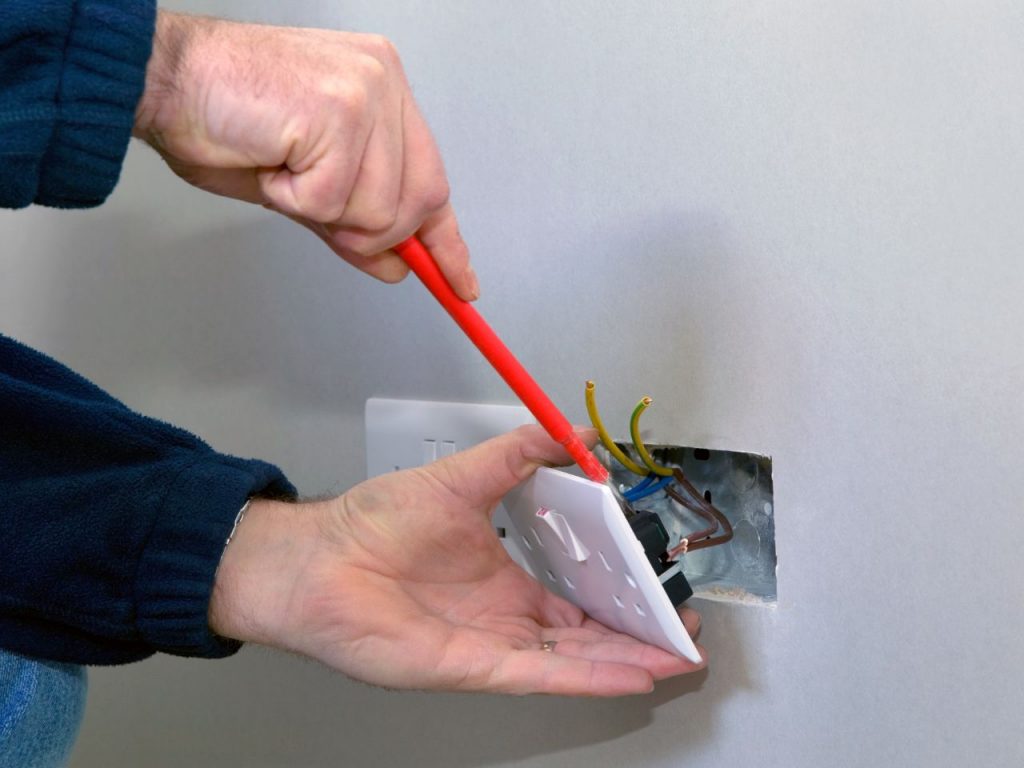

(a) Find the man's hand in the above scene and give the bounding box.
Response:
[209,426,706,696]
[133,11,477,300]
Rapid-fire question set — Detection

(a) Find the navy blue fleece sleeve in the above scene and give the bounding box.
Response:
[0,335,296,664]
[0,0,155,208]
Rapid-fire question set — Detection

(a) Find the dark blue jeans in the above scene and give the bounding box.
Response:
[0,649,86,767]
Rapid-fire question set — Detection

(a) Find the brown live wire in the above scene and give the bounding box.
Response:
[585,381,733,558]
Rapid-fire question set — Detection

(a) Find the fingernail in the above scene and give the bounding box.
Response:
[466,268,480,300]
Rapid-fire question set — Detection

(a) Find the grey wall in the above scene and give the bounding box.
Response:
[2,1,1021,765]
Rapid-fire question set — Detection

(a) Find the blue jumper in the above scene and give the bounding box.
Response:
[1,1,297,665]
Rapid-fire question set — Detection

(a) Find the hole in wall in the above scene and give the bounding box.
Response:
[612,443,776,604]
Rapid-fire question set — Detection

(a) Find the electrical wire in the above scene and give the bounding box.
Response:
[667,468,733,557]
[585,381,648,476]
[624,474,656,496]
[582,380,732,552]
[625,475,672,503]
[665,488,718,556]
[628,397,673,477]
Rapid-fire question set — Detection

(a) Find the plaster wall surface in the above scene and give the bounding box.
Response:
[2,2,1021,766]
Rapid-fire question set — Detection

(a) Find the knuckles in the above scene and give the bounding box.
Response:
[314,37,400,113]
[318,73,371,115]
[262,30,450,242]
[420,178,451,215]
[359,34,400,67]
[355,205,401,233]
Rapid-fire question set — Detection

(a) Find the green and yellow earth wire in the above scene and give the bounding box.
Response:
[584,381,648,476]
[629,397,674,477]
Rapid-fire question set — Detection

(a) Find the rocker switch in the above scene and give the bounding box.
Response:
[535,508,590,562]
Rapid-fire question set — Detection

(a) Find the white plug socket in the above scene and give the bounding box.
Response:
[365,398,534,477]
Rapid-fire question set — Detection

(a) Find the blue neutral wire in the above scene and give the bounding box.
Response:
[624,475,672,502]
[628,475,671,502]
[624,474,656,497]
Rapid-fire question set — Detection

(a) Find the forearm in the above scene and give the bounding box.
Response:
[0,334,295,664]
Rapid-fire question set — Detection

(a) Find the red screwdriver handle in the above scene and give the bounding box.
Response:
[393,236,609,484]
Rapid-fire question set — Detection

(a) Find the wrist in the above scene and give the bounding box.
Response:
[207,498,323,646]
[133,10,198,142]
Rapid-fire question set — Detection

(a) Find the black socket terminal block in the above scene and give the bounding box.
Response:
[629,511,693,606]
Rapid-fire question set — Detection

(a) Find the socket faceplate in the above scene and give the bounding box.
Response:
[505,468,701,661]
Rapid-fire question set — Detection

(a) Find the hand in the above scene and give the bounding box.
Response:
[133,11,477,300]
[209,426,706,696]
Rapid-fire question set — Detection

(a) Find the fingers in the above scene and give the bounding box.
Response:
[489,650,655,697]
[307,76,474,297]
[416,203,476,300]
[335,109,404,232]
[546,607,706,680]
[427,425,601,508]
[537,634,706,681]
[257,139,366,224]
[575,425,600,450]
[305,224,413,284]
[535,582,587,629]
[556,605,702,644]
[256,85,374,223]
[681,606,702,639]
[320,105,471,293]
[489,625,707,696]
[145,20,474,290]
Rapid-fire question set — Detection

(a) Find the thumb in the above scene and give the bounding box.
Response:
[426,424,600,508]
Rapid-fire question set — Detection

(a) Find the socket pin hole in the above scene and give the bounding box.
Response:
[694,448,711,461]
[613,595,624,608]
[522,536,532,551]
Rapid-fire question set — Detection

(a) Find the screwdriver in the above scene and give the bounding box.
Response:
[393,236,610,485]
